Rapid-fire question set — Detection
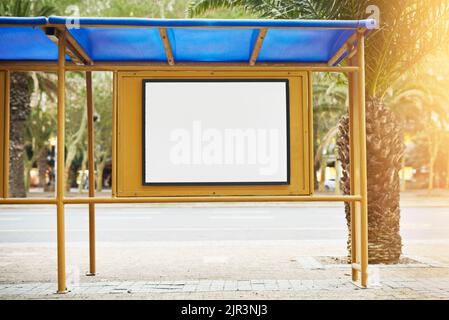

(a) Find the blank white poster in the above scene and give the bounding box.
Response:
[143,80,289,185]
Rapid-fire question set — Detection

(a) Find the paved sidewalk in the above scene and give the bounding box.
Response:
[1,241,449,300]
[1,197,448,300]
[2,273,449,300]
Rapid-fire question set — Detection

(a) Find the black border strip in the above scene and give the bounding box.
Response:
[142,78,290,186]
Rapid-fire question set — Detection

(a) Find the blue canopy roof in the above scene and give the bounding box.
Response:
[0,16,375,64]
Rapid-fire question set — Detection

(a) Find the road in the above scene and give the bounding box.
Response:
[0,205,448,244]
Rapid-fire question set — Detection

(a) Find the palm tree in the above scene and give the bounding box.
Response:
[188,0,449,263]
[0,0,57,197]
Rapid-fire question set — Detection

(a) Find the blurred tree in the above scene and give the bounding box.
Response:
[24,73,57,192]
[92,72,113,192]
[313,73,347,192]
[389,61,449,194]
[64,72,88,192]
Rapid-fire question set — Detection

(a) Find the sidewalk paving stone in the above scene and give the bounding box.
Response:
[0,276,442,298]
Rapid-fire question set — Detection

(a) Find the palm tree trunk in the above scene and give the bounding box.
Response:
[9,72,31,198]
[338,96,404,264]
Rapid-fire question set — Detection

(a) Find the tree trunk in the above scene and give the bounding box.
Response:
[96,161,106,193]
[37,147,50,192]
[9,73,31,198]
[64,165,72,193]
[24,163,31,193]
[65,108,87,192]
[78,156,86,194]
[337,96,404,264]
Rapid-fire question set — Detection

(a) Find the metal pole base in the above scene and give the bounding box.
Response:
[56,289,70,294]
[351,280,369,289]
[85,272,96,277]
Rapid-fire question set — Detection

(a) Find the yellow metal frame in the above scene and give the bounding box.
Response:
[86,71,96,276]
[0,71,6,198]
[0,27,369,292]
[0,70,9,198]
[56,31,67,293]
[116,70,310,197]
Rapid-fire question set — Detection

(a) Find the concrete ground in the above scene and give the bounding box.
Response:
[0,192,449,300]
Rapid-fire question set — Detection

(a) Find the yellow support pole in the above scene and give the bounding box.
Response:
[0,198,57,205]
[356,32,369,287]
[307,71,314,194]
[348,61,359,282]
[348,31,369,287]
[56,31,68,294]
[62,195,362,204]
[1,71,10,198]
[86,71,96,276]
[4,70,9,198]
[111,72,117,197]
[0,71,5,198]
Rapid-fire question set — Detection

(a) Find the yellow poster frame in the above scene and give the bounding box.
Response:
[116,71,311,197]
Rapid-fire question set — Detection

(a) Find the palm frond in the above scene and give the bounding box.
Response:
[187,0,249,17]
[187,0,449,97]
[0,0,58,16]
[187,0,295,18]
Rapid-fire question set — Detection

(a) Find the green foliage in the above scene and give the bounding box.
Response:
[0,0,57,16]
[187,0,366,19]
[313,73,347,165]
[45,0,247,19]
[24,91,56,160]
[187,0,283,18]
[388,52,449,188]
[188,0,449,98]
[92,72,112,164]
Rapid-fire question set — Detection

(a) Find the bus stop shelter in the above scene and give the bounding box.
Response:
[0,16,373,293]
